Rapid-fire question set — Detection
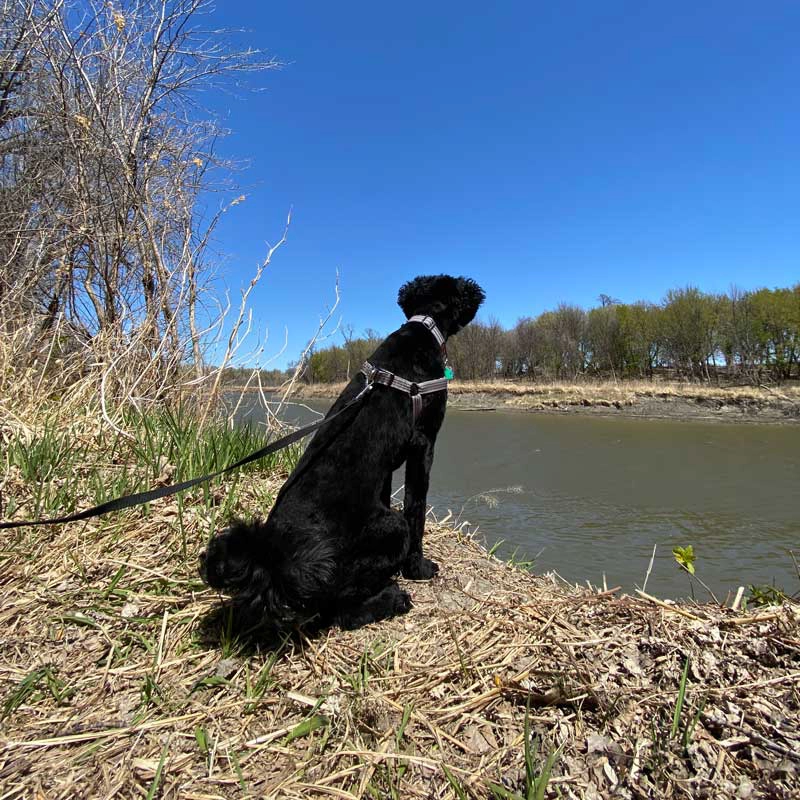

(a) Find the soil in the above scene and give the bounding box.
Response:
[2,516,797,799]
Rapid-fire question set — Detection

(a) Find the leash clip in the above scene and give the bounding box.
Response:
[355,367,376,401]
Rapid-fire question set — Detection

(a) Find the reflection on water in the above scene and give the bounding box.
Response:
[229,394,800,600]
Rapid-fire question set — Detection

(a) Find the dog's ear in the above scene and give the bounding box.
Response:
[200,520,262,592]
[397,276,437,319]
[451,277,486,332]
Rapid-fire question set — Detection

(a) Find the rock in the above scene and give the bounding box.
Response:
[214,657,239,678]
[586,732,610,754]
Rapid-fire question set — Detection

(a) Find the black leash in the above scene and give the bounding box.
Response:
[0,384,373,530]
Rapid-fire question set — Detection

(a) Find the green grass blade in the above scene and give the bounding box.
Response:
[283,714,328,744]
[671,655,690,739]
[145,742,169,800]
[442,765,468,800]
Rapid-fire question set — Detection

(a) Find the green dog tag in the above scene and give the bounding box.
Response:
[444,366,454,380]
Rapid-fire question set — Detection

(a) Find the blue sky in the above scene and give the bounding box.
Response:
[200,1,800,368]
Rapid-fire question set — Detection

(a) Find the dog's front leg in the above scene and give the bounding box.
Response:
[401,438,439,580]
[381,473,393,508]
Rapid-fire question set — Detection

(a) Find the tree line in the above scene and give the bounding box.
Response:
[301,284,800,384]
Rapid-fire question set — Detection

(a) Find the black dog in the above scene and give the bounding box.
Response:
[200,275,485,630]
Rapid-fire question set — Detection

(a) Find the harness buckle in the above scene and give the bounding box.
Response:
[409,382,420,396]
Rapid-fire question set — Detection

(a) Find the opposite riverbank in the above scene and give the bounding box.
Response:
[265,380,800,424]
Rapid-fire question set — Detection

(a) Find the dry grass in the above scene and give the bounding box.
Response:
[2,483,798,798]
[452,378,800,399]
[273,379,800,421]
[283,379,800,403]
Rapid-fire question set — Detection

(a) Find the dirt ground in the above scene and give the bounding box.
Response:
[2,510,798,799]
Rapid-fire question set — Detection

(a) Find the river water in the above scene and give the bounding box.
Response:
[233,396,800,600]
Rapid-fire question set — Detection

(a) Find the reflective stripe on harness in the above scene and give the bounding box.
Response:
[360,361,448,421]
[359,314,450,422]
[408,314,446,347]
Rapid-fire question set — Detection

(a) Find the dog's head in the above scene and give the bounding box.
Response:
[200,521,264,593]
[397,275,485,337]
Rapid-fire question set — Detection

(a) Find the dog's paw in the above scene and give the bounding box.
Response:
[402,556,439,580]
[393,589,413,615]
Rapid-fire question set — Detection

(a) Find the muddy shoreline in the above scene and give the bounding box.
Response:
[446,392,800,424]
[240,383,800,425]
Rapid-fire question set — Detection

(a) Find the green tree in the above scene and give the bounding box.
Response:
[660,288,718,379]
[616,302,662,378]
[585,304,624,377]
[719,288,763,381]
[751,287,799,380]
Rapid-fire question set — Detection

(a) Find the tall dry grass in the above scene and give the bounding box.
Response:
[265,377,800,407]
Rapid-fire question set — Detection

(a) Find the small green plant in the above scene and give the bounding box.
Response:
[357,646,371,693]
[507,548,536,571]
[190,675,230,693]
[648,654,706,770]
[2,665,74,721]
[365,753,413,800]
[228,747,249,793]
[488,539,506,557]
[194,725,209,756]
[244,636,289,713]
[488,695,562,800]
[672,545,695,575]
[360,704,412,796]
[101,562,129,601]
[747,584,787,607]
[446,619,472,680]
[443,764,469,800]
[672,544,720,603]
[283,714,328,744]
[135,673,169,721]
[343,639,393,693]
[682,695,707,751]
[395,703,413,748]
[145,743,169,800]
[486,540,536,571]
[218,606,240,659]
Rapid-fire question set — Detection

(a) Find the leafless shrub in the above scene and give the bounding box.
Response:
[0,0,280,418]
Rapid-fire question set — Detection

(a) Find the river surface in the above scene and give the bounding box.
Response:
[232,396,800,600]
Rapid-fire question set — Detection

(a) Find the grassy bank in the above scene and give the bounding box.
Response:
[269,379,800,423]
[1,408,300,532]
[1,410,799,798]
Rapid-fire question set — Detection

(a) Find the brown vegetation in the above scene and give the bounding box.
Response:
[0,0,279,417]
[1,504,798,799]
[261,379,800,424]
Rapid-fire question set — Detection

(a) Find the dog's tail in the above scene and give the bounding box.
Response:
[200,518,336,626]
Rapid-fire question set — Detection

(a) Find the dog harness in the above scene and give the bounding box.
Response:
[360,315,452,422]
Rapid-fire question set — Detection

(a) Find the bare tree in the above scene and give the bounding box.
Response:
[448,317,503,381]
[0,0,279,410]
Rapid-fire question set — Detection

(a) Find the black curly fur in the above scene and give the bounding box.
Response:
[200,275,485,631]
